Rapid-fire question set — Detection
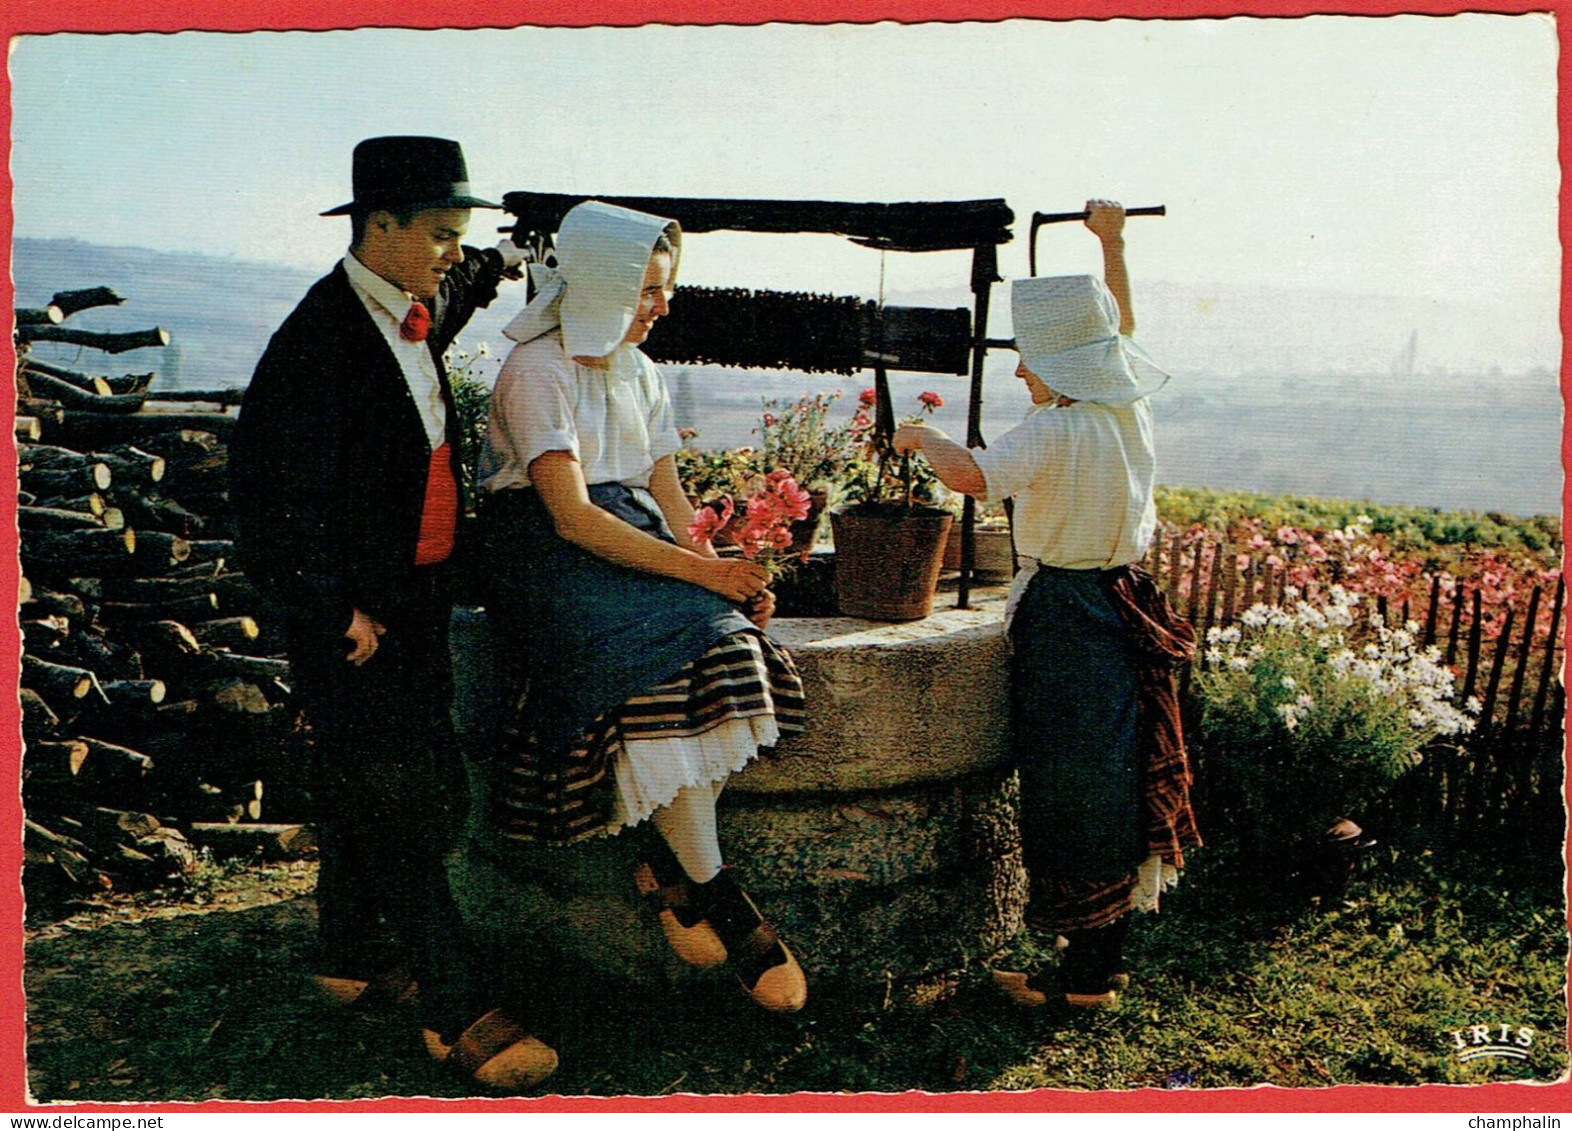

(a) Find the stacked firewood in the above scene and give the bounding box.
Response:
[16,287,313,915]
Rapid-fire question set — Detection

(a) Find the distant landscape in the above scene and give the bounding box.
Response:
[13,237,1563,518]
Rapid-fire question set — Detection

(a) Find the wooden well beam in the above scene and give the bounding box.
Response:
[503,192,1015,253]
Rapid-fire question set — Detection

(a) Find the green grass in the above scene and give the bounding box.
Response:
[24,846,1565,1100]
[986,846,1567,1091]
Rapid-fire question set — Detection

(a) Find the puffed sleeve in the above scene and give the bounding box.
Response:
[484,338,581,484]
[971,407,1072,502]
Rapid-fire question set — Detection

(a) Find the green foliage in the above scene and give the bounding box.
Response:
[837,390,951,511]
[447,357,492,514]
[836,453,947,510]
[989,848,1566,1091]
[673,437,763,501]
[24,849,1564,1098]
[755,392,856,490]
[1155,485,1561,565]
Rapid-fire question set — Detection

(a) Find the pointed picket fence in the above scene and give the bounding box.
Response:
[1141,533,1565,843]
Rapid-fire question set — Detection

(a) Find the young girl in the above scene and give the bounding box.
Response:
[478,201,809,1029]
[894,200,1198,1009]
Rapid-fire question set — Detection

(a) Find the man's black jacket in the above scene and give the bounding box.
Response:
[230,248,506,642]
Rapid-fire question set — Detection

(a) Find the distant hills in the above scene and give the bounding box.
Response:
[13,238,319,391]
[10,238,1563,517]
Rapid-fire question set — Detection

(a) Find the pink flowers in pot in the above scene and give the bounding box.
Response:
[689,469,814,574]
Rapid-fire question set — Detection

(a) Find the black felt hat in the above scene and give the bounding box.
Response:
[320,136,501,217]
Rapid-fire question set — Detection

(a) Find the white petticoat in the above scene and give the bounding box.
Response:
[607,714,782,830]
[1133,853,1181,914]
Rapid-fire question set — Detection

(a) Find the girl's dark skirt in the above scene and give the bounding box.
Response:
[480,484,803,844]
[1011,563,1201,933]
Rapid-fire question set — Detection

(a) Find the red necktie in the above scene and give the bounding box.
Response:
[400,300,431,343]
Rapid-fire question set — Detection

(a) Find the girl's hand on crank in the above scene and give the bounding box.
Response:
[695,556,771,603]
[1084,198,1126,239]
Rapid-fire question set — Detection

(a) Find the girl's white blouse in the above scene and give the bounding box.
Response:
[480,330,681,492]
[972,397,1158,572]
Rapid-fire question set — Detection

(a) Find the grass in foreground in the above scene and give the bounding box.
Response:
[23,845,1566,1101]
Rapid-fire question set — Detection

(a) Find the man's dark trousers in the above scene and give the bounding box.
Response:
[286,566,479,1034]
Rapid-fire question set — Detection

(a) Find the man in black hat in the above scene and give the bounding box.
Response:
[231,136,556,1090]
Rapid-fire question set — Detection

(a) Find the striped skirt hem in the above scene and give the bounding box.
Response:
[491,630,804,845]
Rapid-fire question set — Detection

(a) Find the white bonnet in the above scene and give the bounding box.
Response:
[1010,274,1168,404]
[504,200,682,358]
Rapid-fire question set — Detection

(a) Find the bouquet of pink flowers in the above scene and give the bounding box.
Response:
[688,469,814,575]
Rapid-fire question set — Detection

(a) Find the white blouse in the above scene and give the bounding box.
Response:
[479,330,681,492]
[972,398,1157,571]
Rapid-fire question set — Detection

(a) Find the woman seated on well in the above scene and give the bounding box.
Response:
[478,200,808,1017]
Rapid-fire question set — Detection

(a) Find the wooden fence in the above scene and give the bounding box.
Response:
[1142,532,1566,851]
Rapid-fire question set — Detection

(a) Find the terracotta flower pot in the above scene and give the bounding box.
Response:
[830,504,953,622]
[941,524,1016,581]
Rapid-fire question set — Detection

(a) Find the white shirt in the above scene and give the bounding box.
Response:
[343,251,446,448]
[972,398,1157,571]
[480,330,681,492]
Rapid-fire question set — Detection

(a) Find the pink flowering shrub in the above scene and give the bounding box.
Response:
[1151,510,1561,646]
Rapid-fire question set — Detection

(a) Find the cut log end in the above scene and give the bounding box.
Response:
[15,305,65,326]
[187,822,317,860]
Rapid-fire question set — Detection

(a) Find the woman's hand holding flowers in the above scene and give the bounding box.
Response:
[744,588,777,631]
[693,555,772,604]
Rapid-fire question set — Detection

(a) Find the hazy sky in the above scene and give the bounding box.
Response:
[8,15,1560,311]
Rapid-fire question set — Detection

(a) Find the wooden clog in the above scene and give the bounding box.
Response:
[423,1008,558,1092]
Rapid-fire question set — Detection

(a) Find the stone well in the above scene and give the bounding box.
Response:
[449,588,1026,992]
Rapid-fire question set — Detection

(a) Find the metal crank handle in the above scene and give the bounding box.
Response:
[1031,204,1167,227]
[1029,205,1165,276]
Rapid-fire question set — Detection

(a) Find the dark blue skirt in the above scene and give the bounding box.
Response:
[1009,565,1145,882]
[480,483,752,753]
